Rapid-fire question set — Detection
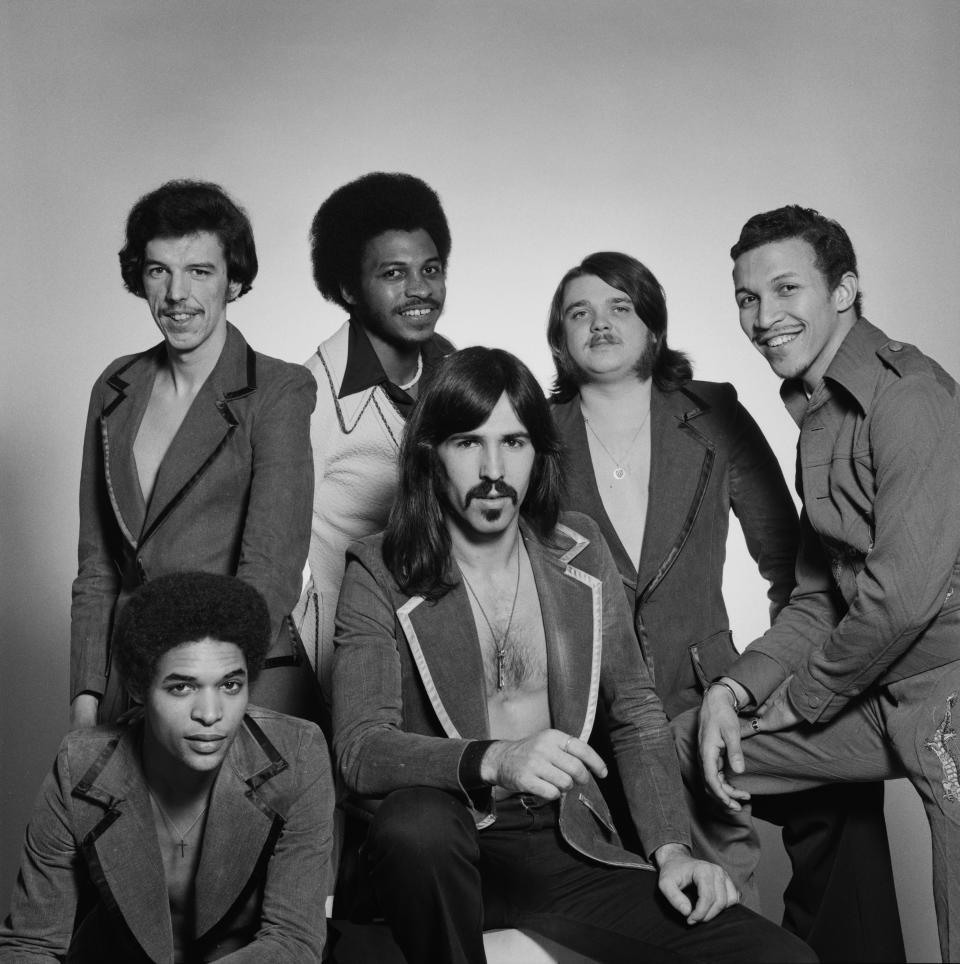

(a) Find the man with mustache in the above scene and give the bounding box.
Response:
[69,180,316,727]
[689,205,960,962]
[546,251,903,960]
[331,347,814,964]
[296,172,453,721]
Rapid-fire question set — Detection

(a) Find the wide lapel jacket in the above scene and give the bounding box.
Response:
[553,385,798,718]
[333,515,690,864]
[397,518,603,750]
[555,388,715,602]
[98,323,258,554]
[67,718,291,962]
[72,325,317,704]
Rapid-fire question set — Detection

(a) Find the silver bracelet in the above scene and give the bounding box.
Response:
[708,680,741,713]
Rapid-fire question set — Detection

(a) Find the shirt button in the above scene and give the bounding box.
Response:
[807,695,821,707]
[887,341,903,352]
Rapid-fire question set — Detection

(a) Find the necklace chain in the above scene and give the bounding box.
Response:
[459,540,521,690]
[148,789,209,859]
[396,352,424,392]
[582,406,651,481]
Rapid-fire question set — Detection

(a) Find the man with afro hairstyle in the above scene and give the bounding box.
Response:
[295,172,454,714]
[1,573,333,962]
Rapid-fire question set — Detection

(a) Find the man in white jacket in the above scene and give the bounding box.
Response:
[296,172,453,718]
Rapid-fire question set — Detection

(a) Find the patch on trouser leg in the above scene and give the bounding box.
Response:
[926,692,960,804]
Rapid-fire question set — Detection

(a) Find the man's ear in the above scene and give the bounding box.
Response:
[340,283,357,307]
[833,271,859,313]
[227,280,243,303]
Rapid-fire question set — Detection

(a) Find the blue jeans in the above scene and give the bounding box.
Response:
[362,787,815,964]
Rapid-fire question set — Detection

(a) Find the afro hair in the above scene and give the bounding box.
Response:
[113,572,271,697]
[310,171,451,310]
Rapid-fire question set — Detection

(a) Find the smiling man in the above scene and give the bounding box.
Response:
[295,172,453,713]
[687,204,960,961]
[330,347,814,964]
[546,251,902,960]
[70,180,316,727]
[1,573,332,962]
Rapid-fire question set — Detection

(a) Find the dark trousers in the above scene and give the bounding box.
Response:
[751,782,904,961]
[594,706,904,962]
[362,787,816,964]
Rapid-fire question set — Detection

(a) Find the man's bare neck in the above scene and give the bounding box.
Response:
[163,332,225,397]
[579,376,652,425]
[141,739,218,813]
[362,326,422,386]
[447,518,522,575]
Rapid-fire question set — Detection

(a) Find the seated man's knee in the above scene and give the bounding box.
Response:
[366,787,477,871]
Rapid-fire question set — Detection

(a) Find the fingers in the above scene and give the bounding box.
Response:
[657,875,692,919]
[562,737,608,781]
[496,730,607,797]
[687,863,738,924]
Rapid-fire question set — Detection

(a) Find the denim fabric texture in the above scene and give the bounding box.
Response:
[729,319,960,722]
[332,512,691,864]
[70,324,316,711]
[0,708,333,963]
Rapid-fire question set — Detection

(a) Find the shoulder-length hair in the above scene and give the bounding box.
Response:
[546,251,692,402]
[383,347,562,600]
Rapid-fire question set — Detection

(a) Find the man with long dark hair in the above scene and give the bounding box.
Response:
[295,172,454,714]
[331,347,814,964]
[547,251,903,960]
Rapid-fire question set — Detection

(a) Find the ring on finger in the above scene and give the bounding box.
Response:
[563,737,572,753]
[750,717,761,733]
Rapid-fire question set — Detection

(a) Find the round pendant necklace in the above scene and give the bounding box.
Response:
[582,407,651,480]
[459,540,521,691]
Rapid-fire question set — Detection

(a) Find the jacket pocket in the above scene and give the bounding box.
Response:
[690,630,738,689]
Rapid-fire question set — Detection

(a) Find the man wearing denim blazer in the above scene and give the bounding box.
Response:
[2,574,333,963]
[331,347,813,964]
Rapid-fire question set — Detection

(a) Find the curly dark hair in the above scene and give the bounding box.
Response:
[546,252,693,402]
[118,179,258,299]
[730,205,862,316]
[113,572,271,697]
[310,172,451,310]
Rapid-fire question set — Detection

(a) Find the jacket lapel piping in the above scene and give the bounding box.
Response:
[638,391,715,604]
[397,596,463,739]
[242,714,290,793]
[553,523,602,741]
[317,347,388,437]
[99,421,139,546]
[138,426,237,548]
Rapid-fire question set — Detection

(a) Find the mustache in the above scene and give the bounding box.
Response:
[464,479,519,507]
[588,332,620,347]
[397,298,442,312]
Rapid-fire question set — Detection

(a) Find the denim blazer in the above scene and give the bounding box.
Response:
[70,324,317,707]
[332,511,691,867]
[553,383,799,719]
[0,708,333,963]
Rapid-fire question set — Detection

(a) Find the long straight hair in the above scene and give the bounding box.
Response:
[383,347,562,600]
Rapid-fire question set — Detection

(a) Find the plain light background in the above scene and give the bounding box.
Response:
[2,2,958,960]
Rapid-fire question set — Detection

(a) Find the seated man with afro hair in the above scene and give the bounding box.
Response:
[1,572,333,963]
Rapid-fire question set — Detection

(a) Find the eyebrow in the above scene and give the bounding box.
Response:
[562,296,632,314]
[376,255,442,270]
[143,259,218,270]
[161,667,247,684]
